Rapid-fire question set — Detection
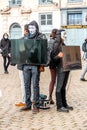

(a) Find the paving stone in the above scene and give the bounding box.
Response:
[0,56,87,130]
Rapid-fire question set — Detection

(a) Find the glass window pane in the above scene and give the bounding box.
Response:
[39,0,53,4]
[47,20,52,25]
[41,15,45,20]
[47,14,52,19]
[41,21,46,25]
[13,0,15,4]
[9,0,21,6]
[68,0,83,2]
[40,13,52,25]
[68,13,82,25]
[41,0,46,3]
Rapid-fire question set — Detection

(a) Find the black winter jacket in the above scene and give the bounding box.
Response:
[51,41,66,70]
[0,38,11,57]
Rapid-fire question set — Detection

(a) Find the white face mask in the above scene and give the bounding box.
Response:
[4,35,8,39]
[28,25,36,35]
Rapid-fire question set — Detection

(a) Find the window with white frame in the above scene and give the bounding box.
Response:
[67,12,82,25]
[9,0,22,7]
[68,0,83,3]
[39,13,52,32]
[40,13,52,25]
[39,0,53,5]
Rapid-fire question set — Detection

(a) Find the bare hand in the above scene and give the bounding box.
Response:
[8,53,11,57]
[58,52,63,58]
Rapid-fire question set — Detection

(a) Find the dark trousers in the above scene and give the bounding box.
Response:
[56,69,70,109]
[3,56,10,72]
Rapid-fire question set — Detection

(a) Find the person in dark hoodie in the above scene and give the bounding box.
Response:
[20,20,46,114]
[50,29,73,112]
[0,33,11,74]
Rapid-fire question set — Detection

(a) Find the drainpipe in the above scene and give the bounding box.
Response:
[59,0,61,9]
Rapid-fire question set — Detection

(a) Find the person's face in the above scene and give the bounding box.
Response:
[61,31,67,40]
[4,34,8,39]
[24,29,29,35]
[52,33,56,38]
[28,25,36,35]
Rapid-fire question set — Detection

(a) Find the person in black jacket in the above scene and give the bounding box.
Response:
[50,30,73,112]
[0,33,11,74]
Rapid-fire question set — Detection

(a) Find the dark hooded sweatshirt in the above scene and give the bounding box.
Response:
[22,20,46,68]
[28,20,46,39]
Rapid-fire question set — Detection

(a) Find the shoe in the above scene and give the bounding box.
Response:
[20,106,31,111]
[32,107,39,114]
[15,102,26,107]
[50,99,54,104]
[4,71,8,74]
[65,105,73,110]
[57,107,69,113]
[80,78,86,81]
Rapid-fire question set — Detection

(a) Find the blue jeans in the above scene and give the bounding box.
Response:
[23,65,40,108]
[80,60,87,79]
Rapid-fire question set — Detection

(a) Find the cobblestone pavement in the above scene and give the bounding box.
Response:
[0,55,87,130]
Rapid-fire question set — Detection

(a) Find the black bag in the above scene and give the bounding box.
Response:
[39,94,50,109]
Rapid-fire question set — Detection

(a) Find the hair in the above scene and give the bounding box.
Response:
[24,24,29,31]
[50,28,58,38]
[3,33,8,37]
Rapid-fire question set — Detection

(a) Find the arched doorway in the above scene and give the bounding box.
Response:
[9,23,22,39]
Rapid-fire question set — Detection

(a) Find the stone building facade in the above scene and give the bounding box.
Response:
[0,0,87,47]
[0,0,60,39]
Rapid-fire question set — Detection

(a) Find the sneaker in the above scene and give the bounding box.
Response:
[80,78,86,81]
[65,105,73,110]
[15,102,26,107]
[32,107,39,114]
[57,107,69,113]
[4,71,8,74]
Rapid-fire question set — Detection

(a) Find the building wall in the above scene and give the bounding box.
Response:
[61,0,87,47]
[0,0,87,46]
[0,0,61,39]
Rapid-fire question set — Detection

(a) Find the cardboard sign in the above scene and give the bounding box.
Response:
[11,39,48,65]
[62,46,82,71]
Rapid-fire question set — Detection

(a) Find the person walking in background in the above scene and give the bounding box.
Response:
[80,38,87,81]
[15,24,29,107]
[0,33,11,74]
[48,29,58,104]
